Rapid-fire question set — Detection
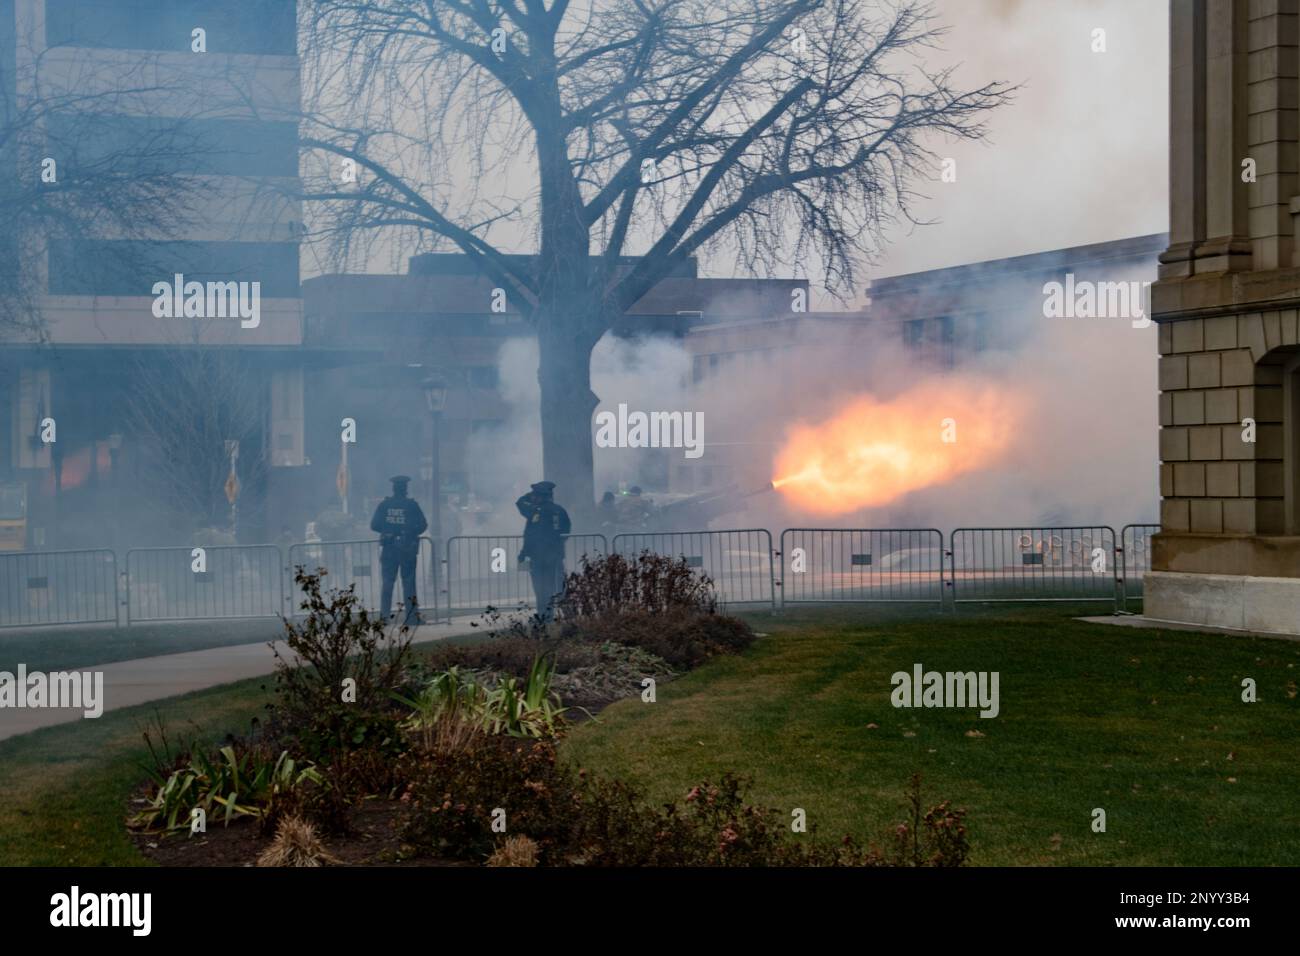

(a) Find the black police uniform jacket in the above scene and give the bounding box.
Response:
[515,494,571,563]
[370,496,428,555]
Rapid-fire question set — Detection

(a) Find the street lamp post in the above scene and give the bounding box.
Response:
[421,373,447,623]
[106,433,122,552]
[421,373,447,545]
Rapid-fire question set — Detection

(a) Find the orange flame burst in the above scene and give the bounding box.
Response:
[772,381,1021,515]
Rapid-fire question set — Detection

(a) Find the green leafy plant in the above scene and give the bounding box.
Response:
[482,654,573,738]
[397,656,574,743]
[393,665,488,752]
[131,744,325,834]
[271,569,412,761]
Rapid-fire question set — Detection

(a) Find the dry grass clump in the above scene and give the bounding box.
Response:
[257,815,340,867]
[486,835,539,867]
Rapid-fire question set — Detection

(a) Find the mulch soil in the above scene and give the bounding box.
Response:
[130,797,472,867]
[129,699,617,867]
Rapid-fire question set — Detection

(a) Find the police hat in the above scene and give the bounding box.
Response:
[530,480,556,494]
[390,475,412,488]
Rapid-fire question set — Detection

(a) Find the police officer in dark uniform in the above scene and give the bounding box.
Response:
[370,475,428,625]
[515,480,571,621]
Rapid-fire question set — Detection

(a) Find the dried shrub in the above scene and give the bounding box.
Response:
[546,552,755,669]
[418,636,600,682]
[257,815,339,868]
[400,736,575,862]
[566,607,755,670]
[567,771,969,867]
[557,551,717,619]
[548,642,675,708]
[400,735,969,867]
[889,772,972,868]
[486,835,539,867]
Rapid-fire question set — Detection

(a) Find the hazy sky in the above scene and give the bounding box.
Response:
[306,0,1170,300]
[869,0,1168,281]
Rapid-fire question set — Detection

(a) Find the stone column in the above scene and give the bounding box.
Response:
[1245,0,1299,270]
[1160,0,1208,280]
[1197,0,1253,273]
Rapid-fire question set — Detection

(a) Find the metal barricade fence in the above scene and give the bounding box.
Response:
[126,545,284,623]
[286,537,440,621]
[612,529,776,608]
[949,526,1118,607]
[0,549,119,628]
[444,534,607,616]
[1118,523,1160,613]
[0,522,1161,629]
[778,529,945,607]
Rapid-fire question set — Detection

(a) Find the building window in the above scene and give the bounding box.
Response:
[45,0,297,56]
[47,239,300,297]
[46,114,299,179]
[937,315,955,368]
[903,319,925,349]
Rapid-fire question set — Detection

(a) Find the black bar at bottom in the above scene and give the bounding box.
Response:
[0,866,1279,942]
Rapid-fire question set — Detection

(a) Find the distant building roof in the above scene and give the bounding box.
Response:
[865,233,1168,325]
[408,252,699,280]
[869,233,1168,301]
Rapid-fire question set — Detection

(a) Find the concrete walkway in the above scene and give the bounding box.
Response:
[0,617,485,742]
[1078,614,1300,642]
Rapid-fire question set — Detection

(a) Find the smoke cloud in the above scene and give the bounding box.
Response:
[466,255,1158,535]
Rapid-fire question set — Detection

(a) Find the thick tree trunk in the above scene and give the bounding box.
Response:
[536,313,601,526]
[532,96,603,525]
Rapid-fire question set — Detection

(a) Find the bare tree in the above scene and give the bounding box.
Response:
[297,0,1013,513]
[124,347,269,536]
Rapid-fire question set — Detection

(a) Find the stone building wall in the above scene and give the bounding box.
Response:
[1150,0,1300,634]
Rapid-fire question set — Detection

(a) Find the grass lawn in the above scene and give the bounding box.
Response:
[0,604,1296,866]
[0,677,275,866]
[564,604,1300,866]
[0,619,285,673]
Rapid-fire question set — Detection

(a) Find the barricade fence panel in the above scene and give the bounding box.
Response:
[612,529,775,608]
[779,529,945,606]
[1118,523,1160,612]
[0,549,118,628]
[949,527,1119,606]
[0,524,1159,628]
[287,538,440,622]
[444,534,607,616]
[126,546,284,623]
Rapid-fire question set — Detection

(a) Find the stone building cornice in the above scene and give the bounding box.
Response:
[1152,266,1300,323]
